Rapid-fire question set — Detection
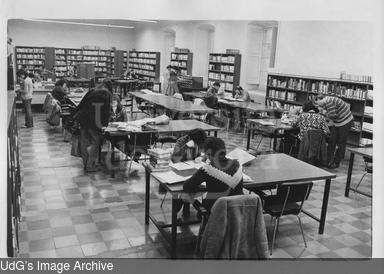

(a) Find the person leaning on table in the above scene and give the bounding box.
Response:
[171,128,207,163]
[183,137,244,212]
[314,94,354,169]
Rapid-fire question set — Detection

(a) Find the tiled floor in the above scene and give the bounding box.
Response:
[17,110,372,259]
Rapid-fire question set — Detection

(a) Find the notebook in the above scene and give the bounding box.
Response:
[153,171,192,184]
[257,120,275,126]
[169,162,194,171]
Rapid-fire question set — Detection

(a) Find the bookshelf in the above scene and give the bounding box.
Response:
[208,53,241,94]
[170,51,193,75]
[266,73,374,146]
[16,46,127,80]
[15,46,45,75]
[128,51,161,81]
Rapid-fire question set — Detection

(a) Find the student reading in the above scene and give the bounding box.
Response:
[183,137,244,211]
[171,129,207,163]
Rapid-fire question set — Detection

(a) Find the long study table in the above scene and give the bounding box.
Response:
[144,153,335,258]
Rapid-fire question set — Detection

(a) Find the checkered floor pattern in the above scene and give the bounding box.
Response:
[16,111,371,259]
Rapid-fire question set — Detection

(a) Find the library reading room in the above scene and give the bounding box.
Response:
[5,19,374,259]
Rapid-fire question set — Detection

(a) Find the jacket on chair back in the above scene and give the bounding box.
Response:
[200,195,269,259]
[298,129,327,166]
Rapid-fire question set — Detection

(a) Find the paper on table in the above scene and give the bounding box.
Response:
[257,120,275,126]
[153,171,192,184]
[227,148,256,166]
[169,162,194,171]
[242,173,253,182]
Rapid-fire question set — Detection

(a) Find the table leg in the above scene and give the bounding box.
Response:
[214,130,218,137]
[246,126,252,150]
[319,178,331,234]
[171,197,177,259]
[345,152,355,197]
[111,147,115,178]
[131,97,134,119]
[145,169,150,225]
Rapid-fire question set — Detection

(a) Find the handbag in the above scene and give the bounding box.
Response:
[70,133,81,157]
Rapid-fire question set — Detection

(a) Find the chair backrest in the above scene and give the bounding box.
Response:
[276,182,313,210]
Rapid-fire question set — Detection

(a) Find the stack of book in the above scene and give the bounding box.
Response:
[147,148,172,171]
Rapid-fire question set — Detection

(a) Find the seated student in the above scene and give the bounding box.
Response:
[183,137,243,212]
[282,100,329,155]
[233,86,251,130]
[292,100,330,141]
[171,128,207,163]
[51,79,70,104]
[203,81,220,109]
[108,95,127,151]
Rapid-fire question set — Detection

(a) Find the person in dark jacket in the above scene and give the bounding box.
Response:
[73,86,112,172]
[183,137,243,211]
[203,81,220,109]
[51,79,69,104]
[171,128,207,163]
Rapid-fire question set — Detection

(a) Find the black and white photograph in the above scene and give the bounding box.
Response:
[1,0,383,265]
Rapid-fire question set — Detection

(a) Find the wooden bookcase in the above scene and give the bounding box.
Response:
[266,73,373,146]
[128,51,161,81]
[208,53,241,94]
[16,46,127,80]
[15,46,45,76]
[170,51,193,75]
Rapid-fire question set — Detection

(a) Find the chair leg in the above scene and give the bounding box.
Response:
[297,215,307,248]
[160,193,167,208]
[355,172,367,192]
[195,215,208,254]
[270,217,280,255]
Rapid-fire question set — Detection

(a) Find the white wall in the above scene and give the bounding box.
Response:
[8,20,134,51]
[274,21,373,78]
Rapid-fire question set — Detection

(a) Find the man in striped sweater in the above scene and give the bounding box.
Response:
[315,95,354,169]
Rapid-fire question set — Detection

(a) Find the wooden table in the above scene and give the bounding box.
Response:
[243,153,336,234]
[105,119,220,137]
[104,119,219,177]
[144,153,335,258]
[345,146,373,198]
[130,91,217,119]
[246,118,294,151]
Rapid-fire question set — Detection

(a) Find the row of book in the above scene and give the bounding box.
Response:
[132,69,156,78]
[83,56,108,61]
[130,52,157,59]
[337,88,367,100]
[55,61,66,66]
[129,58,157,65]
[207,80,233,91]
[209,55,236,63]
[17,60,44,65]
[67,56,84,61]
[286,92,297,101]
[362,122,373,132]
[170,61,187,67]
[55,49,65,54]
[360,138,373,146]
[340,73,372,83]
[268,77,287,88]
[129,63,155,71]
[220,65,235,73]
[268,89,286,100]
[208,72,234,82]
[171,54,188,60]
[16,54,45,59]
[16,48,45,53]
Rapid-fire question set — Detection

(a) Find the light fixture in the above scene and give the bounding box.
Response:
[23,19,135,29]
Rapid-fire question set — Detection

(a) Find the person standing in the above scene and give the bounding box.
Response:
[315,95,353,169]
[73,85,112,172]
[20,72,34,128]
[233,86,251,130]
[165,66,179,96]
